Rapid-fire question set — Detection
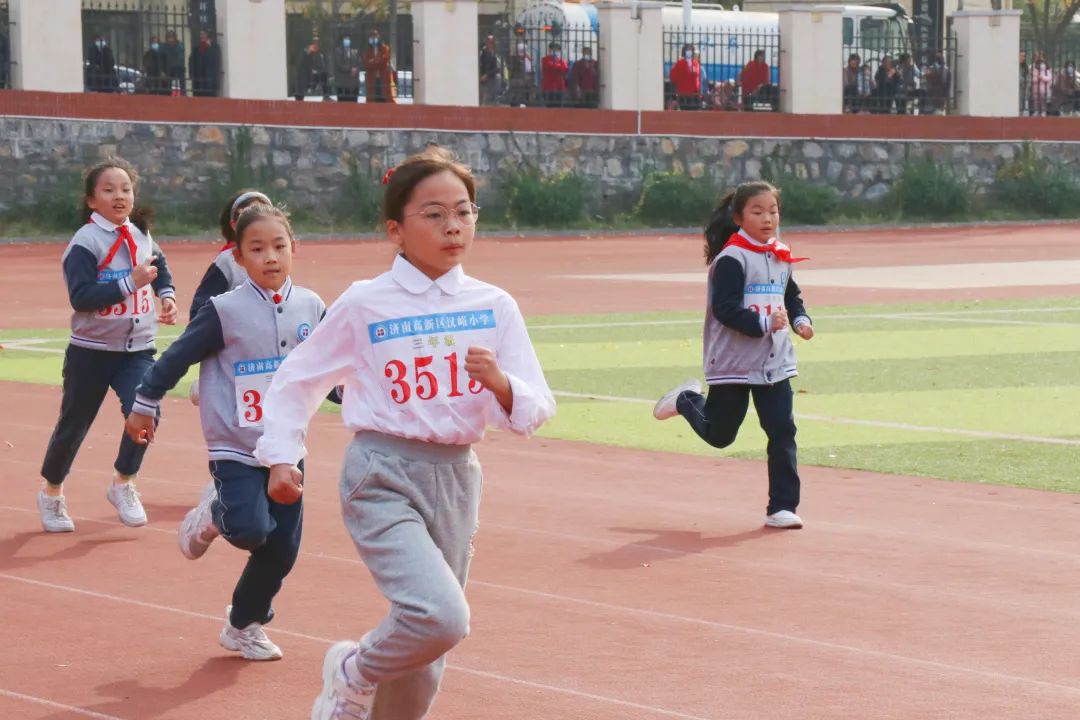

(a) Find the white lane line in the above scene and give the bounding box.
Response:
[0,688,126,720]
[0,573,713,720]
[551,391,1080,446]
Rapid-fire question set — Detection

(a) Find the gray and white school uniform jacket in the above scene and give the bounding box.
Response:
[62,212,176,352]
[133,278,331,466]
[188,247,249,320]
[703,231,811,386]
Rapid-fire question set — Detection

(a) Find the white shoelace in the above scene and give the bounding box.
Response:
[44,496,70,518]
[114,483,142,510]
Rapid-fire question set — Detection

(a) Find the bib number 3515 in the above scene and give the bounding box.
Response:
[384,353,483,404]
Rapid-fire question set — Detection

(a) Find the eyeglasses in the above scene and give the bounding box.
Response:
[407,203,480,228]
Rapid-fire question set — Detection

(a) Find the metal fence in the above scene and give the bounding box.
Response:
[842,31,957,115]
[286,12,413,103]
[0,1,10,90]
[662,26,780,111]
[479,19,598,108]
[1019,36,1080,116]
[81,0,219,96]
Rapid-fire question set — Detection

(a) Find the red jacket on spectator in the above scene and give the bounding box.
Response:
[569,57,599,94]
[740,59,770,96]
[670,57,701,96]
[541,54,569,92]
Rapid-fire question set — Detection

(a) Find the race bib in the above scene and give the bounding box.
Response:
[744,282,785,326]
[233,357,284,428]
[96,270,154,321]
[368,310,497,405]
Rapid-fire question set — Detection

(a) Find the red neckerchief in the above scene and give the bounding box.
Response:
[722,233,808,263]
[95,221,139,271]
[220,241,235,253]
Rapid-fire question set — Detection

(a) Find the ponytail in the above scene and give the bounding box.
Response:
[129,206,155,235]
[704,190,738,265]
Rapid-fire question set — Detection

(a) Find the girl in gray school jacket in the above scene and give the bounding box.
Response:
[653,180,815,530]
[126,205,340,661]
[38,158,178,534]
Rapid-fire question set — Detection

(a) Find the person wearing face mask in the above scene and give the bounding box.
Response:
[363,29,396,103]
[189,29,221,97]
[670,43,702,110]
[541,42,569,108]
[506,36,535,107]
[142,36,169,95]
[568,46,599,108]
[335,36,361,103]
[86,34,119,93]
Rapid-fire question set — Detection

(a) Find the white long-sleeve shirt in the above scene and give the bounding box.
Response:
[254,255,556,467]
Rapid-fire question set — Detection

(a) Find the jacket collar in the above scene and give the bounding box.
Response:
[245,276,293,304]
[90,212,134,233]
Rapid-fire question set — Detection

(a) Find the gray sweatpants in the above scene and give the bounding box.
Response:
[340,431,483,720]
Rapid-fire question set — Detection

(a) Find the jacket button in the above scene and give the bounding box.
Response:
[134,318,140,324]
[276,307,284,314]
[769,353,774,358]
[280,340,287,348]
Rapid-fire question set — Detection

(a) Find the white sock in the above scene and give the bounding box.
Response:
[341,648,374,691]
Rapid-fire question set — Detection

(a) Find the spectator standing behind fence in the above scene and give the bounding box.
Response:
[1031,57,1052,116]
[708,80,739,111]
[86,35,119,93]
[873,55,900,113]
[335,36,361,103]
[0,30,9,89]
[569,46,599,108]
[364,30,395,103]
[739,50,770,111]
[670,43,702,110]
[1052,61,1077,116]
[924,52,949,115]
[843,53,860,112]
[142,37,169,95]
[479,35,504,106]
[163,30,186,95]
[541,42,569,107]
[189,30,221,97]
[1018,50,1029,116]
[294,41,326,100]
[856,62,875,113]
[507,41,534,107]
[895,53,922,114]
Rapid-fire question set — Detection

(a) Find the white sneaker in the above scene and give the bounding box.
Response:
[178,481,219,560]
[219,606,283,661]
[311,641,376,720]
[765,510,804,529]
[37,490,75,533]
[106,477,147,527]
[653,378,702,420]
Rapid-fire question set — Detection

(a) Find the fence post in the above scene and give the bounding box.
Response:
[596,1,663,111]
[216,0,287,99]
[777,5,843,114]
[10,0,83,92]
[952,10,1022,116]
[413,0,479,106]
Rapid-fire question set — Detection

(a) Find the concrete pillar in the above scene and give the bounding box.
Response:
[217,0,288,99]
[777,6,843,114]
[10,0,84,92]
[413,0,479,106]
[952,10,1022,116]
[597,1,664,111]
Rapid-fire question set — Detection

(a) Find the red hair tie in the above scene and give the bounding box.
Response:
[382,167,395,185]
